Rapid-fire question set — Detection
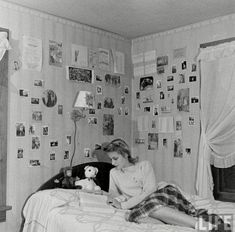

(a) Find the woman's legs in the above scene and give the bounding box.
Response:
[149,206,197,228]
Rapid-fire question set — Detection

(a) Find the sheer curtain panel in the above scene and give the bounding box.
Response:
[196,41,235,198]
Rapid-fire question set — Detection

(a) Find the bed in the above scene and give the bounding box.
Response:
[20,161,235,232]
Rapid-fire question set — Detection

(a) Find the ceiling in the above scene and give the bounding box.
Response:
[3,0,235,39]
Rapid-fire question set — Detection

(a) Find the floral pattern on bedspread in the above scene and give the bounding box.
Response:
[47,205,195,232]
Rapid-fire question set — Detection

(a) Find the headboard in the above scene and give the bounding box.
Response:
[37,162,114,192]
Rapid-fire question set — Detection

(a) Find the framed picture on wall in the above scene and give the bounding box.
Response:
[66,66,93,83]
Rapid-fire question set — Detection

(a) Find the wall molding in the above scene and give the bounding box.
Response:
[132,13,235,43]
[0,0,127,41]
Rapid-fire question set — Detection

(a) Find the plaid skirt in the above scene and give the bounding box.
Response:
[126,185,206,223]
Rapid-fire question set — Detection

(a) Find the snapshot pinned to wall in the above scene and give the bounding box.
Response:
[167,75,174,82]
[96,85,102,94]
[191,96,199,103]
[144,106,151,112]
[135,138,145,144]
[174,136,183,158]
[177,88,189,112]
[104,74,121,87]
[191,63,197,72]
[163,138,168,148]
[136,92,140,99]
[189,116,195,125]
[161,105,171,113]
[17,148,23,159]
[104,97,114,109]
[29,159,41,167]
[98,48,110,71]
[143,94,153,103]
[157,56,168,67]
[66,135,72,145]
[49,40,62,67]
[66,66,93,83]
[175,120,182,131]
[88,117,97,125]
[151,119,156,128]
[124,86,129,94]
[160,91,165,99]
[121,95,125,104]
[64,150,69,159]
[167,85,174,91]
[42,126,49,136]
[117,107,122,115]
[136,102,141,110]
[185,148,191,155]
[50,140,58,147]
[84,148,91,157]
[156,79,162,88]
[173,47,186,59]
[32,136,40,150]
[71,44,88,67]
[179,74,185,83]
[189,76,197,82]
[95,74,102,82]
[181,60,187,70]
[153,105,159,116]
[16,122,25,137]
[89,109,95,114]
[172,65,177,73]
[42,89,57,107]
[103,114,114,136]
[31,97,39,104]
[157,66,165,74]
[29,124,35,135]
[34,79,44,87]
[147,132,158,150]
[19,89,29,97]
[57,105,63,115]
[97,102,102,110]
[124,107,129,115]
[50,153,55,161]
[139,76,153,91]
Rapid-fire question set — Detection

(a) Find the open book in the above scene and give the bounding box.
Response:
[79,191,116,213]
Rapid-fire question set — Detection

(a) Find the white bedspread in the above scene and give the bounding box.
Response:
[22,188,235,232]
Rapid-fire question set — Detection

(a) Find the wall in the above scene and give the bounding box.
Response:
[131,14,235,195]
[0,1,132,231]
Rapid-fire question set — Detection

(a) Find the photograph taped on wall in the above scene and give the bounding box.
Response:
[49,40,62,67]
[29,159,41,167]
[148,133,158,150]
[17,148,23,159]
[103,114,114,136]
[177,88,189,112]
[139,76,153,91]
[16,122,25,137]
[64,150,69,159]
[66,66,93,83]
[157,56,168,67]
[32,136,40,150]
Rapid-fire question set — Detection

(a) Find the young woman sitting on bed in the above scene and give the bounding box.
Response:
[102,138,231,232]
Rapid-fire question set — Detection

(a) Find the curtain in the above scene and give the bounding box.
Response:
[196,41,235,198]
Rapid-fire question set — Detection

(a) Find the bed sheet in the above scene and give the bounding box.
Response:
[22,188,235,232]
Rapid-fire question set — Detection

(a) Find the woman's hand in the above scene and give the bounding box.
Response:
[107,196,122,209]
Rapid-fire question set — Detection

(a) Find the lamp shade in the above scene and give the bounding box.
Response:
[73,90,94,109]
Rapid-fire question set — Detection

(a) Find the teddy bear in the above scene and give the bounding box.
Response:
[75,166,101,192]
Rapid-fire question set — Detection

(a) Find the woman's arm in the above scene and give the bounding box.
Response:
[121,161,157,209]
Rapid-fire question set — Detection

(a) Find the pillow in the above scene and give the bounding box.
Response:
[79,191,115,213]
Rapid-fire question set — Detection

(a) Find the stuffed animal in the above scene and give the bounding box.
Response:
[56,167,79,189]
[75,166,101,191]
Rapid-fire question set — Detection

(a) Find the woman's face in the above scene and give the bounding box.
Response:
[108,151,128,170]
